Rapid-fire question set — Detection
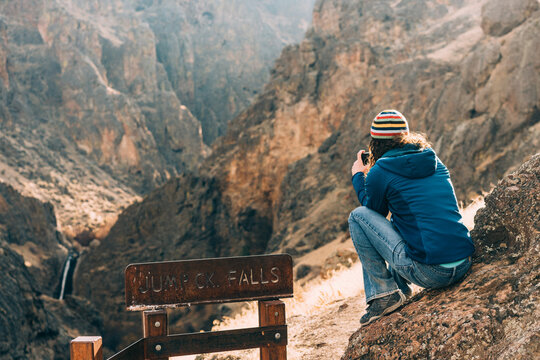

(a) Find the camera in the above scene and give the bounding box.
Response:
[361,152,370,165]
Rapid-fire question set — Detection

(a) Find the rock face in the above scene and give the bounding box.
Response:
[139,0,317,144]
[184,0,540,258]
[341,153,540,360]
[0,183,66,296]
[74,0,540,350]
[0,0,207,190]
[0,183,102,360]
[0,0,315,235]
[74,174,232,350]
[481,0,538,36]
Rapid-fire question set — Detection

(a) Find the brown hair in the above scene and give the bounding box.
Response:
[367,132,432,167]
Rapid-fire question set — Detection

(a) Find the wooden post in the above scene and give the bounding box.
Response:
[142,309,168,360]
[70,336,103,360]
[258,300,286,360]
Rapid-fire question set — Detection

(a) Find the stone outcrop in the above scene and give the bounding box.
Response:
[0,0,203,237]
[0,183,66,296]
[0,0,315,236]
[0,183,102,360]
[341,153,540,359]
[481,0,539,36]
[75,0,540,351]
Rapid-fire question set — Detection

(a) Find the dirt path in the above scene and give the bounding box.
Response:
[287,294,365,360]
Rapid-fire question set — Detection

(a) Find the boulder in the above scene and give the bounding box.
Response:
[341,153,540,359]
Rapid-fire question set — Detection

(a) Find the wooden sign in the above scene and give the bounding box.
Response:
[125,254,293,310]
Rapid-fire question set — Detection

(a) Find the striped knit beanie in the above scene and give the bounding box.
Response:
[370,110,409,139]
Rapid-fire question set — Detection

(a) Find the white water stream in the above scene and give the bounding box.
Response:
[58,253,73,300]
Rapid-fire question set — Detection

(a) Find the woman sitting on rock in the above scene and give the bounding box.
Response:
[349,109,475,326]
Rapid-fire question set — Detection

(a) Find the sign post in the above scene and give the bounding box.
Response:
[259,300,287,360]
[71,254,293,360]
[70,336,102,360]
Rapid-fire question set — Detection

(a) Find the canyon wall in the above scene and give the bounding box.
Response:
[138,0,317,144]
[0,0,315,236]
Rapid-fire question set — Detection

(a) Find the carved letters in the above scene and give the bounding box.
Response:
[138,267,282,294]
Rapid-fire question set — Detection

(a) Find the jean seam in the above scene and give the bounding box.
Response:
[392,241,410,268]
[406,263,426,288]
[351,212,398,254]
[413,262,440,288]
[429,264,455,276]
[394,263,414,273]
[451,262,471,285]
[433,259,471,277]
[441,267,454,287]
[456,260,471,271]
[366,289,399,304]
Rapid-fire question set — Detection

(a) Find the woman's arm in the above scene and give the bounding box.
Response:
[351,166,389,217]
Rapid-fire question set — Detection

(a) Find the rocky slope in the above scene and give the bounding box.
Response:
[0,0,206,190]
[0,183,102,360]
[0,0,315,237]
[342,153,540,360]
[74,0,540,352]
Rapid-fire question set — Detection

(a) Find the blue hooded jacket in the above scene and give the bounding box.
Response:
[352,144,474,264]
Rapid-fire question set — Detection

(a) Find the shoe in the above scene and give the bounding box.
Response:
[400,285,412,299]
[360,291,406,327]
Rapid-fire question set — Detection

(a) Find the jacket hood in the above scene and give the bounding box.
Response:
[376,144,437,179]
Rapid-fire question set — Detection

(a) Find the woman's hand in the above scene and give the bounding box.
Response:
[351,150,369,176]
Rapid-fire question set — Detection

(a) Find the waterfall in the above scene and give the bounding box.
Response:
[58,251,78,300]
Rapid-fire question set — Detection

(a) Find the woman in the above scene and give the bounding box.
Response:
[349,109,474,326]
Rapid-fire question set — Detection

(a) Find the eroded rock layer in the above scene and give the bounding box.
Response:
[0,0,315,236]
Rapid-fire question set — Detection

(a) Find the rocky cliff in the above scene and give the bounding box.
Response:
[0,0,315,237]
[0,183,102,360]
[73,0,540,352]
[0,182,66,296]
[342,152,540,359]
[0,0,206,194]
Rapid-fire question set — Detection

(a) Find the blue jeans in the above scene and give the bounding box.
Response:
[348,206,471,303]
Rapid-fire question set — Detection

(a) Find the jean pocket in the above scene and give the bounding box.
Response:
[392,241,413,267]
[393,263,415,284]
[411,262,454,289]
